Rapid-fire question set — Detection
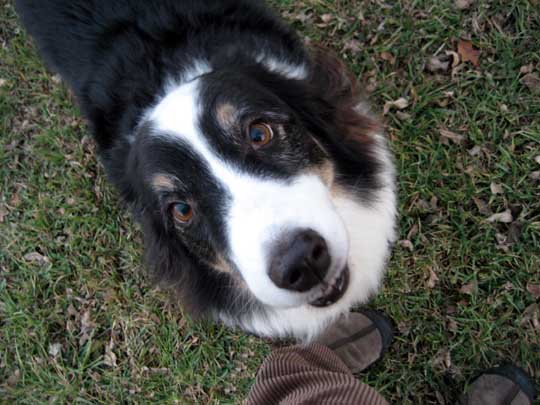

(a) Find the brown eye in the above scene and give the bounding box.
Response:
[249,123,273,148]
[171,202,193,223]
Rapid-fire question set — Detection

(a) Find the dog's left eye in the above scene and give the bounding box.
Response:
[171,202,193,223]
[248,123,273,148]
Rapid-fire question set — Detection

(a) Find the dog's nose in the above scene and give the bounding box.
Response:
[269,229,331,292]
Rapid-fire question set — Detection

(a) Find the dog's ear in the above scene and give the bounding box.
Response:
[306,46,382,144]
[140,213,246,318]
[296,47,383,189]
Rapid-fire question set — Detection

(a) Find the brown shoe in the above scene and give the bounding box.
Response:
[461,364,536,405]
[315,309,394,373]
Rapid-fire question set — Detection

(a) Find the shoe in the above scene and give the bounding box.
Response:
[315,309,395,373]
[461,364,536,405]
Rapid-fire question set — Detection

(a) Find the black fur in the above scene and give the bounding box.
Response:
[15,0,382,321]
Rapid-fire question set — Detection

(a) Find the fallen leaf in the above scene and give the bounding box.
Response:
[468,145,482,156]
[79,310,96,346]
[431,348,452,371]
[535,156,540,164]
[530,171,540,181]
[320,13,333,24]
[490,182,504,195]
[445,50,460,68]
[23,252,50,265]
[397,321,411,335]
[7,369,20,387]
[343,39,362,54]
[49,343,62,358]
[104,342,117,367]
[426,267,439,289]
[383,97,409,115]
[399,239,414,251]
[521,303,540,330]
[380,51,396,64]
[0,78,6,87]
[439,128,465,145]
[455,0,474,9]
[427,55,450,72]
[0,205,7,223]
[520,64,534,74]
[521,73,540,93]
[457,39,480,67]
[486,209,513,223]
[507,221,523,244]
[459,281,476,295]
[527,283,540,300]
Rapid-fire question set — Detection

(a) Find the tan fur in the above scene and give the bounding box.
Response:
[150,174,176,192]
[310,159,335,189]
[215,102,237,129]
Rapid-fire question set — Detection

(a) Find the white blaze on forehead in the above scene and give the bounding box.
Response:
[147,79,349,307]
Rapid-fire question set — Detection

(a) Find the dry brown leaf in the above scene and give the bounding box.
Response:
[486,209,513,223]
[320,13,333,23]
[23,251,50,265]
[380,51,396,64]
[49,343,62,358]
[427,55,450,72]
[507,221,523,244]
[439,128,465,145]
[520,64,534,74]
[383,97,409,115]
[473,197,492,215]
[7,369,20,387]
[445,50,460,68]
[399,239,414,251]
[457,39,480,67]
[527,283,540,300]
[459,281,476,295]
[343,39,362,54]
[521,73,540,93]
[426,267,439,289]
[468,145,482,156]
[104,342,117,367]
[490,182,504,195]
[455,0,474,10]
[521,303,540,330]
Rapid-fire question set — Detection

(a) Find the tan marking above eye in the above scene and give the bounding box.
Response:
[150,174,177,192]
[215,102,238,129]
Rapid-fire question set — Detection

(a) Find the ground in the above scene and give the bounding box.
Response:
[1,0,539,403]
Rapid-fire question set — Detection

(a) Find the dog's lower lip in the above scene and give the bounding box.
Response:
[309,267,350,307]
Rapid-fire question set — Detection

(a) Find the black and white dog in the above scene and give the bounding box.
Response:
[16,0,397,340]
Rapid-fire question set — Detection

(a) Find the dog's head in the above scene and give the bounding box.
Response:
[112,50,397,338]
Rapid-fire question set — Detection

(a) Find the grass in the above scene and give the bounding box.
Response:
[1,0,539,403]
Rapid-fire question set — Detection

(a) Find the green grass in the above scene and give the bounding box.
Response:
[1,0,539,403]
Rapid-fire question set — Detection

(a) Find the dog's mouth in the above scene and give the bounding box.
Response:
[309,266,350,307]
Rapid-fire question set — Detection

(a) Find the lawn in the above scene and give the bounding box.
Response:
[1,0,539,403]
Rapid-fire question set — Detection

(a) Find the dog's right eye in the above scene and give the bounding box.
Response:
[171,202,193,223]
[248,123,273,148]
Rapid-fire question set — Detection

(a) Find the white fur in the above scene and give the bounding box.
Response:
[223,135,397,341]
[146,72,397,341]
[255,54,308,79]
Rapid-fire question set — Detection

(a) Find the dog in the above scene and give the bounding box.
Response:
[15,0,397,340]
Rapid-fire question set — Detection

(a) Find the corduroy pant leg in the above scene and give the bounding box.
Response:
[245,343,389,405]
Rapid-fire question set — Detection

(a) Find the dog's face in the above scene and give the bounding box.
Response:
[122,53,396,337]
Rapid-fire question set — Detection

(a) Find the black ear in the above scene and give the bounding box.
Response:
[139,213,205,316]
[297,47,383,192]
[140,213,254,319]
